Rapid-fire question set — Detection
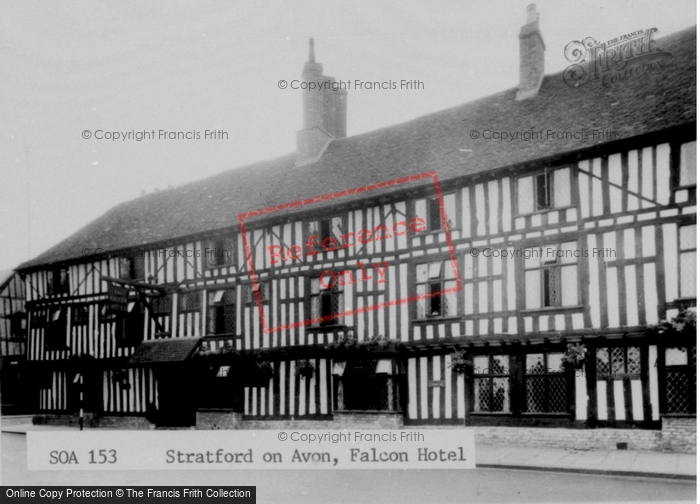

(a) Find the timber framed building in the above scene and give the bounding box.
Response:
[15,8,697,444]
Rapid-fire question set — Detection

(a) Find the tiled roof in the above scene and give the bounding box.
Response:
[129,337,201,364]
[18,26,696,271]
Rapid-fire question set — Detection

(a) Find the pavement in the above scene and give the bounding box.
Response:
[2,422,696,481]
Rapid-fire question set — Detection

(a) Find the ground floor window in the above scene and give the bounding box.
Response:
[334,359,403,411]
[525,352,567,413]
[664,345,696,414]
[473,355,510,413]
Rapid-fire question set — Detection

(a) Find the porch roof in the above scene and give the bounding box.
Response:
[129,337,201,364]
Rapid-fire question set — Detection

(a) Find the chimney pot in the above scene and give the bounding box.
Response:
[516,4,545,101]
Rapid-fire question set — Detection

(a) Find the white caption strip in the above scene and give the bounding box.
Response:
[27,429,475,470]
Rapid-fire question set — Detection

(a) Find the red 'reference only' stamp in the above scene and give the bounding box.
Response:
[238,171,461,334]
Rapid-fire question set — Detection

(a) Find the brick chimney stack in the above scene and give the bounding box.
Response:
[516,4,545,101]
[296,38,347,166]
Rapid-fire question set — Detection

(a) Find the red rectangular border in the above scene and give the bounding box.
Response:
[238,171,461,334]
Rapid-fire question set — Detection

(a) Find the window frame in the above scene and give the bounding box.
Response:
[678,141,697,188]
[414,258,459,320]
[45,307,68,351]
[46,268,69,296]
[678,224,696,300]
[244,280,270,306]
[305,215,347,255]
[178,291,202,316]
[524,352,568,414]
[116,301,145,348]
[206,289,237,335]
[661,345,696,415]
[150,293,173,317]
[595,346,642,379]
[472,354,511,413]
[309,275,344,327]
[203,237,236,269]
[71,304,90,327]
[522,241,580,310]
[413,192,457,234]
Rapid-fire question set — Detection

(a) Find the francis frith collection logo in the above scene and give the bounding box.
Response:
[563,28,670,88]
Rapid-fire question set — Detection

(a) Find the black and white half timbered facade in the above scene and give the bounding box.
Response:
[14,9,696,446]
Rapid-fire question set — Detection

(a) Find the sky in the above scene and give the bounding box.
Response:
[0,0,696,272]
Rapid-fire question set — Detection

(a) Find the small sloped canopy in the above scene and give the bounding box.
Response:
[129,337,201,364]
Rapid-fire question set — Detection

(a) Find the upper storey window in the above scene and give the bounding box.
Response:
[118,256,144,281]
[46,268,69,296]
[414,193,456,232]
[518,168,571,214]
[204,237,235,269]
[523,241,579,309]
[306,217,345,253]
[679,142,696,187]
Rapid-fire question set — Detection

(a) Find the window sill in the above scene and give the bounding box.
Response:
[469,412,513,416]
[412,316,462,324]
[516,205,575,218]
[520,305,584,314]
[307,324,349,331]
[519,412,571,417]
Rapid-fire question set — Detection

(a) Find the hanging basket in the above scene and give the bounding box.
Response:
[295,359,316,379]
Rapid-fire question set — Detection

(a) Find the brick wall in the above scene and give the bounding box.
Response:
[33,414,153,430]
[474,426,662,451]
[661,416,697,454]
[195,411,403,431]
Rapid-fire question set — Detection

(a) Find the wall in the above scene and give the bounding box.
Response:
[660,416,697,454]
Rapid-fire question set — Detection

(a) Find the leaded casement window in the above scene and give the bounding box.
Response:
[204,237,235,269]
[118,256,144,281]
[473,355,510,413]
[9,312,26,340]
[45,307,68,351]
[517,167,572,214]
[596,346,642,378]
[150,294,173,316]
[415,260,458,319]
[414,193,457,232]
[179,291,201,316]
[306,217,345,253]
[679,141,697,187]
[463,252,505,315]
[207,290,236,335]
[71,305,89,327]
[524,353,567,413]
[523,241,579,309]
[117,302,145,348]
[679,225,696,299]
[244,281,270,305]
[46,268,69,296]
[663,346,696,414]
[310,276,343,327]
